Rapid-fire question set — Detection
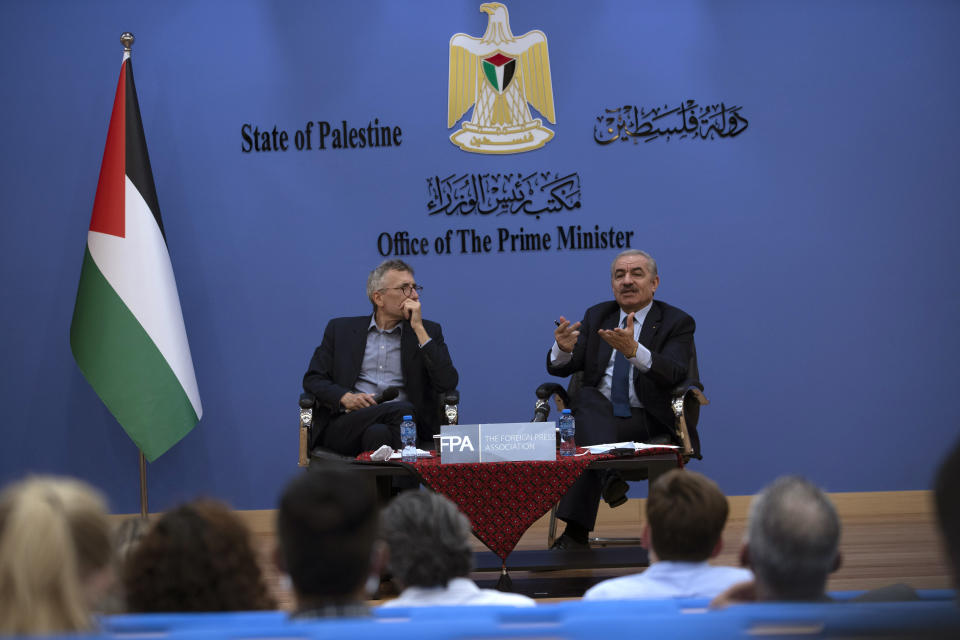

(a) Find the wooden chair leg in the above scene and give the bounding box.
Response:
[547,504,559,548]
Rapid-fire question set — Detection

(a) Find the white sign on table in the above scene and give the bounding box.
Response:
[439,423,556,463]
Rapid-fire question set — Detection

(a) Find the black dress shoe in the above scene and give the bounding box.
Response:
[550,533,590,551]
[602,475,630,508]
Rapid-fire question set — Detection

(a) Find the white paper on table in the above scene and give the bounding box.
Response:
[388,448,433,460]
[585,441,681,454]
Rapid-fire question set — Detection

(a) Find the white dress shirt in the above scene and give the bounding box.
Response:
[379,577,536,608]
[583,561,753,600]
[551,302,654,408]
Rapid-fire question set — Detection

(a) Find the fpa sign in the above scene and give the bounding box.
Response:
[440,423,556,463]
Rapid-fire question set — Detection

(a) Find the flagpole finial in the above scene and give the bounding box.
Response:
[121,32,134,52]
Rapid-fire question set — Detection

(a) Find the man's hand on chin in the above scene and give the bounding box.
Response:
[402,299,431,345]
[401,299,423,328]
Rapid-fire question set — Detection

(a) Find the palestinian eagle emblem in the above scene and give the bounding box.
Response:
[448,3,557,154]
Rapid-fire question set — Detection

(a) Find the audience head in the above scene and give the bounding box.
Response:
[123,498,275,612]
[381,490,473,588]
[0,476,113,635]
[112,515,149,567]
[644,469,729,562]
[934,437,960,594]
[276,467,381,608]
[744,476,841,601]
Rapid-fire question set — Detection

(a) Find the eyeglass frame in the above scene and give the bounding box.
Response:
[378,283,423,297]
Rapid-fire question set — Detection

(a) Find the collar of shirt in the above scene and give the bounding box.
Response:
[368,315,402,335]
[619,300,653,338]
[391,578,481,603]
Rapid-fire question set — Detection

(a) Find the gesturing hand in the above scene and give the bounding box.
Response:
[598,312,638,358]
[554,316,581,353]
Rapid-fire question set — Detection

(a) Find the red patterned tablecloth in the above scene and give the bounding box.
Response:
[359,447,681,561]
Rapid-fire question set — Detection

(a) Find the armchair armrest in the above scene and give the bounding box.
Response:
[298,392,316,467]
[671,384,708,461]
[442,390,461,426]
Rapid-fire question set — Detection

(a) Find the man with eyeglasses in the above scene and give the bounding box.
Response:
[303,259,459,456]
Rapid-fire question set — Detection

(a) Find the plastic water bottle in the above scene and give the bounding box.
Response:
[400,415,417,463]
[558,409,576,457]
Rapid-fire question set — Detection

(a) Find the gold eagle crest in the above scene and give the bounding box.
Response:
[448,3,556,154]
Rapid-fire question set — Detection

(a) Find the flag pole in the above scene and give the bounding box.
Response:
[121,31,149,520]
[139,451,149,518]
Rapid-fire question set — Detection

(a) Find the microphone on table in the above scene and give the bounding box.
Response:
[373,386,400,404]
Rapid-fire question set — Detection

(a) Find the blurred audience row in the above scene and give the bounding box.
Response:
[1,438,958,634]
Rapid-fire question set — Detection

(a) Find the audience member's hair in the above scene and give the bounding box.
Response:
[0,476,112,635]
[96,516,151,614]
[277,467,379,601]
[381,490,472,588]
[747,476,840,600]
[366,259,413,303]
[123,499,275,612]
[646,469,729,562]
[934,437,960,592]
[113,516,149,566]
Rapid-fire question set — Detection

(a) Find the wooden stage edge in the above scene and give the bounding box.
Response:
[111,489,940,535]
[111,489,953,602]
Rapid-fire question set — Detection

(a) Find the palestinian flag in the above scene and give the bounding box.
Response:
[71,53,201,461]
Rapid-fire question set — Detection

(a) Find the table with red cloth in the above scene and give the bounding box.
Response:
[358,447,682,561]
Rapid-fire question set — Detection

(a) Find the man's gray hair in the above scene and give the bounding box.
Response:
[366,259,414,304]
[380,490,473,588]
[747,476,840,600]
[611,249,658,276]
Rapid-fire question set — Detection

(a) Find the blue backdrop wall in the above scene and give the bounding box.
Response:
[1,0,958,513]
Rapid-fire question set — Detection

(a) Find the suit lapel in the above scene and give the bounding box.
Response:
[638,301,662,348]
[346,316,371,384]
[399,320,416,384]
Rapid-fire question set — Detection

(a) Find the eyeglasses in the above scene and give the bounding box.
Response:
[380,284,423,297]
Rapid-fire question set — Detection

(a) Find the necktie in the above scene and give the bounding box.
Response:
[610,317,632,418]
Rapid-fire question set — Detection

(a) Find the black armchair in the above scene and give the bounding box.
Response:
[535,340,707,461]
[298,390,461,467]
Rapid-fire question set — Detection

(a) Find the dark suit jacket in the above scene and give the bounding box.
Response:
[303,315,459,449]
[546,299,695,436]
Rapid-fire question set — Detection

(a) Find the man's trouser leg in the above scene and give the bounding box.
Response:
[323,401,417,455]
[556,388,660,532]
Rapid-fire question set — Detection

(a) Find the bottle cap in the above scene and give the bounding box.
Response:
[403,415,413,421]
[562,409,572,414]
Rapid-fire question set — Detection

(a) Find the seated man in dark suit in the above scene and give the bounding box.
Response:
[548,249,695,549]
[303,259,458,456]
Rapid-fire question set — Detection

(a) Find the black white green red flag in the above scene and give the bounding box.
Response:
[71,52,201,461]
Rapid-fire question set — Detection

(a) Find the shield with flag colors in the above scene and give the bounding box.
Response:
[70,51,201,461]
[482,53,516,94]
